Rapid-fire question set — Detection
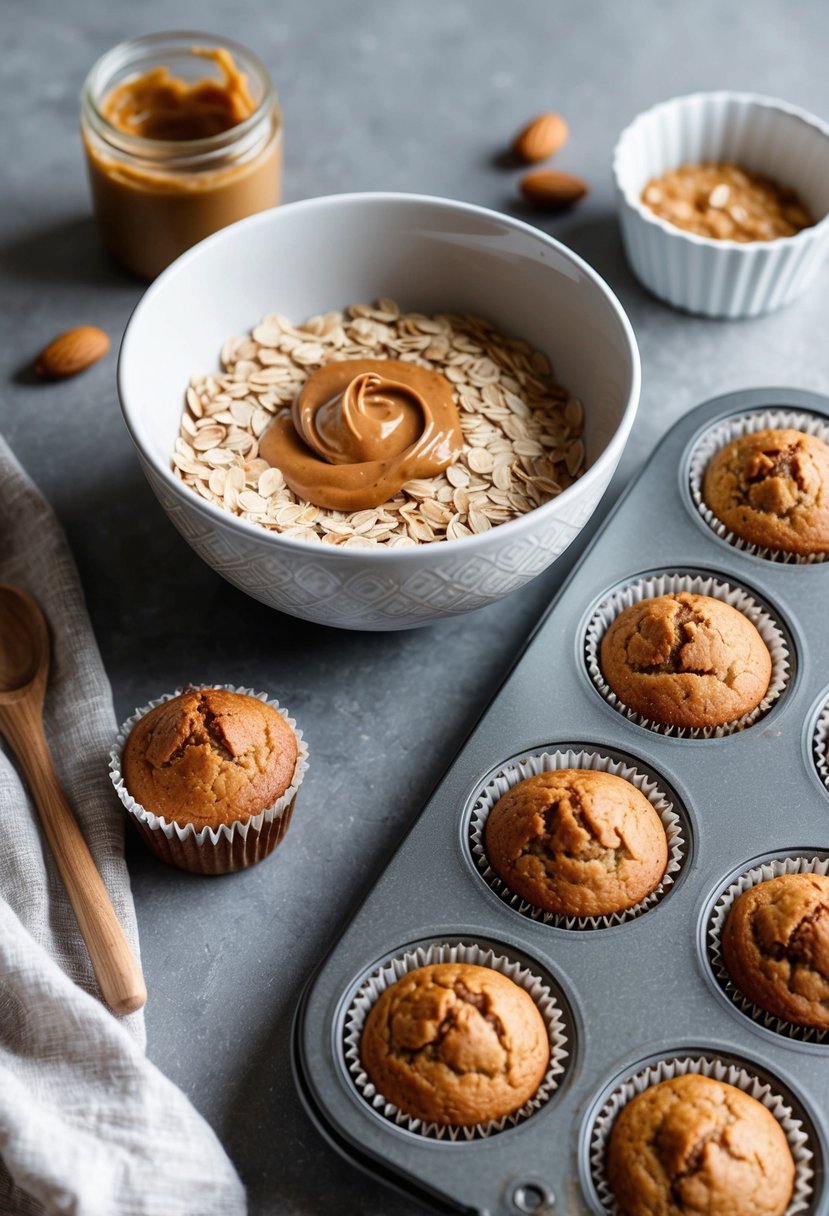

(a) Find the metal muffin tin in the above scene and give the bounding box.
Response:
[292,388,829,1215]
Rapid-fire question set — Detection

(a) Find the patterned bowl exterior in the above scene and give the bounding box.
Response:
[613,92,829,317]
[120,194,639,629]
[144,458,611,630]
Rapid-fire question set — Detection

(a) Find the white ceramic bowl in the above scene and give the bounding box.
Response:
[119,193,640,630]
[613,92,829,318]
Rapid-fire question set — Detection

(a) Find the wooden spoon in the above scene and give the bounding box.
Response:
[0,584,146,1015]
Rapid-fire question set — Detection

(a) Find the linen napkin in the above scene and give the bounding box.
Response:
[0,436,246,1216]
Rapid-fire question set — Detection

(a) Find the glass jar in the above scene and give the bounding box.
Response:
[81,32,282,280]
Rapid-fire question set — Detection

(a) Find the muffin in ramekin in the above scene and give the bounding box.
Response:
[613,92,829,317]
[110,684,308,875]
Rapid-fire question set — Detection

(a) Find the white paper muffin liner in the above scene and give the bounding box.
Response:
[613,92,829,318]
[110,684,309,873]
[813,699,829,794]
[468,749,685,929]
[708,854,829,1044]
[689,408,829,563]
[584,571,790,738]
[589,1054,815,1215]
[343,940,569,1142]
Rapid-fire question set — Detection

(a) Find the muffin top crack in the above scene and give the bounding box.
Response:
[599,591,772,729]
[359,962,550,1126]
[722,872,829,1028]
[484,769,668,917]
[607,1073,795,1216]
[703,427,829,554]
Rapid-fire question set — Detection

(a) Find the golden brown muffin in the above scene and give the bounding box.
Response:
[703,428,829,555]
[721,872,829,1029]
[607,1073,795,1216]
[599,592,772,729]
[122,687,298,829]
[484,770,668,917]
[360,962,549,1126]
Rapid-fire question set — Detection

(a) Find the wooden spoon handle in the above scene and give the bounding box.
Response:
[9,715,146,1015]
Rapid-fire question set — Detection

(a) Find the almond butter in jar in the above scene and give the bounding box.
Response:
[81,32,282,279]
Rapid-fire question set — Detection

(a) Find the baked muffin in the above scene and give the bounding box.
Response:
[607,1073,795,1216]
[721,872,829,1029]
[360,962,549,1126]
[703,427,829,555]
[484,769,668,917]
[599,592,772,729]
[118,687,301,874]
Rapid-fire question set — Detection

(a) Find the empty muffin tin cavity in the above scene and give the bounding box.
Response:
[340,938,573,1142]
[703,850,829,1047]
[583,569,793,738]
[582,1051,818,1216]
[466,746,690,930]
[686,408,829,564]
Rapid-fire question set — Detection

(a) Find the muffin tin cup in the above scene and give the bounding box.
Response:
[588,1054,815,1215]
[688,408,829,563]
[109,684,309,876]
[812,699,829,794]
[468,748,686,929]
[707,854,829,1044]
[342,940,569,1143]
[584,570,791,737]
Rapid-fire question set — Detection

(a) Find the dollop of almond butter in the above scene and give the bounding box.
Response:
[259,358,463,511]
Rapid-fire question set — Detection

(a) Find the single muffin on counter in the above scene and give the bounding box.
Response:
[703,427,829,555]
[360,962,549,1126]
[721,872,829,1030]
[607,1073,795,1216]
[599,592,771,729]
[116,686,305,874]
[484,769,668,918]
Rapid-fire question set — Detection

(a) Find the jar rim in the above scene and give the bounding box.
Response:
[81,30,279,162]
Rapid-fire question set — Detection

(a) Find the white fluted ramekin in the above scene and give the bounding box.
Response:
[613,92,829,318]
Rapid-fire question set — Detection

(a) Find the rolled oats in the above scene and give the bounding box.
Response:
[173,301,585,546]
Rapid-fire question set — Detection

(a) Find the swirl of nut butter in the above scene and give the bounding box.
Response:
[259,359,463,511]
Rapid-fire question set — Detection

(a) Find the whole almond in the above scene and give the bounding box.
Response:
[520,169,589,209]
[34,326,110,379]
[511,113,569,164]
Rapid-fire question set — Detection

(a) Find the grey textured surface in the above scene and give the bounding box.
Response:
[1,1,828,1213]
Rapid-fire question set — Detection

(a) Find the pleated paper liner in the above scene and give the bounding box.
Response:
[342,940,569,1142]
[707,853,829,1045]
[688,408,829,564]
[467,748,686,930]
[110,684,309,875]
[588,1054,815,1215]
[813,698,829,795]
[584,571,791,738]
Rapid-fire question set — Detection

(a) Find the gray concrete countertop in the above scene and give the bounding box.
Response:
[2,1,828,1212]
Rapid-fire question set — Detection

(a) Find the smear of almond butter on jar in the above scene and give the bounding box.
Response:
[101,47,256,140]
[259,359,463,511]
